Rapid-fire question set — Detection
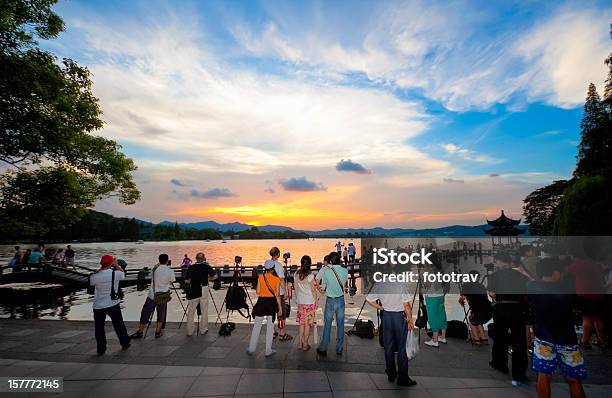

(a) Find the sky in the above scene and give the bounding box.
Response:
[43,0,611,229]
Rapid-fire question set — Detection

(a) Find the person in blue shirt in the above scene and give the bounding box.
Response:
[316,252,348,356]
[27,248,44,271]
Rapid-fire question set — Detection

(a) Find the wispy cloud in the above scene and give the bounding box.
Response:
[278,177,327,192]
[336,159,371,174]
[441,143,501,164]
[443,178,465,184]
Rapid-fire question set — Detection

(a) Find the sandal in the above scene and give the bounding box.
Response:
[155,331,163,339]
[279,333,293,341]
[303,344,311,352]
[130,331,143,339]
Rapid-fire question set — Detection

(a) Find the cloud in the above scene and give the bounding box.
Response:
[190,188,237,199]
[443,178,465,184]
[232,4,610,111]
[170,178,188,187]
[488,173,500,178]
[441,144,500,164]
[534,130,562,138]
[279,177,327,192]
[336,159,371,174]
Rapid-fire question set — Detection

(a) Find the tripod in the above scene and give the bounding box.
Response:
[214,261,255,325]
[143,282,186,339]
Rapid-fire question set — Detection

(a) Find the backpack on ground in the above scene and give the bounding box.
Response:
[348,319,375,339]
[225,284,250,320]
[218,322,234,336]
[446,320,468,339]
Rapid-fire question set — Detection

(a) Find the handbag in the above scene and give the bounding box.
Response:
[262,274,281,317]
[152,265,172,305]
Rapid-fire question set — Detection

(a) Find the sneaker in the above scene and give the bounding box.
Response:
[424,340,439,347]
[511,380,525,387]
[265,349,277,357]
[121,344,131,351]
[489,361,509,374]
[438,338,447,344]
[201,329,209,335]
[397,376,417,387]
[246,349,255,356]
[385,369,397,382]
[316,349,327,356]
[336,351,343,356]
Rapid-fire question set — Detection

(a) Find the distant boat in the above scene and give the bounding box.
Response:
[136,240,144,244]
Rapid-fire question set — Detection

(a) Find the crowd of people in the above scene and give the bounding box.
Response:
[8,244,76,270]
[88,240,610,397]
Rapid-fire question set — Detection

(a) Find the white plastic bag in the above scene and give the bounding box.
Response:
[405,329,419,361]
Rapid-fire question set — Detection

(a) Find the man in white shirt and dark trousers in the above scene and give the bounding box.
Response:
[89,255,131,355]
[184,252,218,336]
[366,282,417,387]
[131,254,176,339]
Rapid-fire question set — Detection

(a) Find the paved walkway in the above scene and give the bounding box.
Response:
[0,319,611,397]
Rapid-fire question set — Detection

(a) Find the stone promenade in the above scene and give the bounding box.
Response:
[0,319,610,397]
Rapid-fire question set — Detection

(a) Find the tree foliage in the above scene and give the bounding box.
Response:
[0,0,140,239]
[553,175,612,236]
[574,83,610,178]
[522,180,569,236]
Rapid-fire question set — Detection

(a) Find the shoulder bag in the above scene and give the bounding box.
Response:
[152,265,172,305]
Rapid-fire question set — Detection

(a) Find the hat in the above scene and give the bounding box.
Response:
[100,255,114,267]
[264,260,275,270]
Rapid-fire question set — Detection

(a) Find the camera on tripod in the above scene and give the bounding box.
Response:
[484,262,495,272]
[283,252,291,261]
[234,256,242,264]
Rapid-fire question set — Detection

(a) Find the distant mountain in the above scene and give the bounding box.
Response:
[156,219,527,236]
[158,220,296,232]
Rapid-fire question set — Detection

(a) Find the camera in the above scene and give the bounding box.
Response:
[484,262,495,272]
[283,252,291,260]
[235,255,242,264]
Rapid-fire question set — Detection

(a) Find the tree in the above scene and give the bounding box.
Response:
[553,175,612,236]
[0,0,140,239]
[522,180,569,236]
[574,83,609,177]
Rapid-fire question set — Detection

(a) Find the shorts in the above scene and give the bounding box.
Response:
[469,309,492,326]
[297,304,316,326]
[280,297,290,319]
[532,337,587,380]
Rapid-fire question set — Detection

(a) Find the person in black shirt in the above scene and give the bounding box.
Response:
[184,252,218,336]
[459,270,492,345]
[528,258,586,398]
[487,251,529,385]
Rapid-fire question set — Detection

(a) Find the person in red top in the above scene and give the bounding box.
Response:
[566,257,606,349]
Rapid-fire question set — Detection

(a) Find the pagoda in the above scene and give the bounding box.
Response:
[484,210,525,247]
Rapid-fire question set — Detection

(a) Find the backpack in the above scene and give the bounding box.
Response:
[225,284,250,320]
[348,319,375,339]
[218,322,235,336]
[446,320,468,339]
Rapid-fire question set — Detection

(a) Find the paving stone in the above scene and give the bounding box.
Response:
[158,365,204,378]
[198,346,232,359]
[186,373,241,396]
[91,378,150,398]
[5,329,40,337]
[110,364,164,379]
[139,376,197,397]
[49,330,89,339]
[328,371,376,391]
[66,363,126,380]
[235,373,284,395]
[35,342,77,353]
[283,371,330,393]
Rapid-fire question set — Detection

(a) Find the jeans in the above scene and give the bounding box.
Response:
[318,296,345,353]
[248,316,274,355]
[187,287,209,335]
[491,303,527,380]
[94,304,130,353]
[382,311,409,377]
[139,297,167,324]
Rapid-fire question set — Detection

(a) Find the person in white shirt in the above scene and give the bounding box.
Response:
[89,255,130,355]
[266,247,293,341]
[366,281,416,387]
[348,243,356,263]
[294,255,318,351]
[131,254,176,339]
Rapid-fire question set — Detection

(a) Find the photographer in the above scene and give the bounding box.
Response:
[265,247,293,341]
[89,255,130,355]
[184,252,218,336]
